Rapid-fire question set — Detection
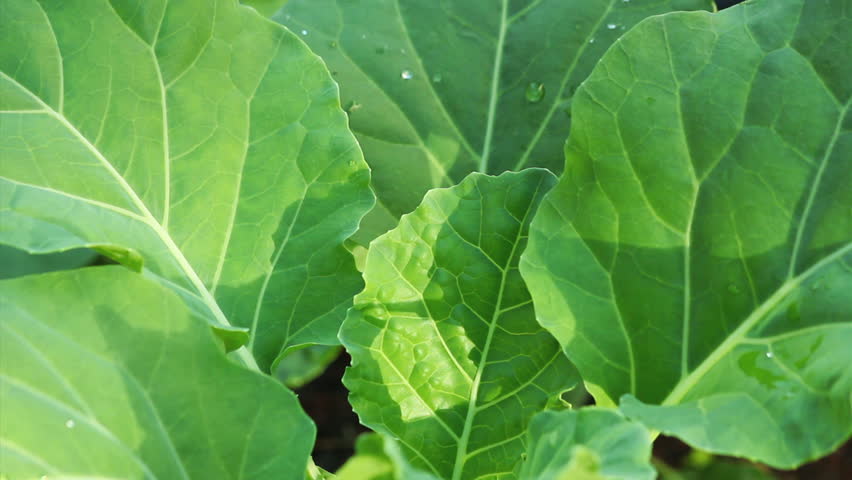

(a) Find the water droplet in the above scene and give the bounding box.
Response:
[300,29,308,36]
[525,82,546,103]
[431,73,443,83]
[765,351,774,359]
[727,283,740,294]
[375,45,387,54]
[361,33,367,39]
[400,48,407,54]
[329,40,338,48]
[65,419,75,428]
[348,159,357,167]
[589,38,596,44]
[623,0,630,3]
[401,69,414,80]
[607,23,618,30]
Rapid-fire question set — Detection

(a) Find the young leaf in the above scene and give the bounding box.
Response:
[342,170,579,479]
[0,267,314,479]
[336,433,440,480]
[0,0,374,371]
[519,409,655,480]
[274,0,714,242]
[520,0,851,468]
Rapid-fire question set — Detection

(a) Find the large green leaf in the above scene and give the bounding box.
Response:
[274,0,713,242]
[518,409,655,480]
[0,267,314,478]
[0,0,374,371]
[342,170,579,479]
[520,0,851,468]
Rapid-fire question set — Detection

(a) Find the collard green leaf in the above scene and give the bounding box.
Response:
[0,0,374,371]
[336,433,440,480]
[341,170,579,480]
[518,409,655,480]
[243,0,290,17]
[0,267,314,479]
[520,0,852,468]
[274,0,713,242]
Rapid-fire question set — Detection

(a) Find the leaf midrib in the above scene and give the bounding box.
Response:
[478,0,509,173]
[450,173,546,480]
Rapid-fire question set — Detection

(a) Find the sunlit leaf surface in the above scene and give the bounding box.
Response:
[342,170,578,479]
[0,0,374,370]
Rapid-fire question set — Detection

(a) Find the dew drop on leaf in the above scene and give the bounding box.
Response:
[432,73,443,83]
[401,69,414,80]
[329,40,338,48]
[65,419,75,428]
[525,82,546,103]
[300,29,308,36]
[589,37,596,44]
[765,351,774,359]
[607,23,618,30]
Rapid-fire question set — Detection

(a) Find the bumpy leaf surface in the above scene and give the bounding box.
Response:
[0,267,314,479]
[274,0,713,242]
[0,0,373,370]
[342,170,578,479]
[520,0,852,468]
[519,409,654,480]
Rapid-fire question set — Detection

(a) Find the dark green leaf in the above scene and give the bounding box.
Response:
[521,0,851,468]
[274,0,713,242]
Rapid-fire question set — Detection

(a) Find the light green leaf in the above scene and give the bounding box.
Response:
[520,0,852,468]
[342,170,579,479]
[336,433,440,480]
[518,409,655,480]
[0,267,314,479]
[0,0,374,371]
[243,0,289,17]
[274,0,714,243]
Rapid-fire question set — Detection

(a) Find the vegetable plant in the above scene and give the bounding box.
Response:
[0,0,848,479]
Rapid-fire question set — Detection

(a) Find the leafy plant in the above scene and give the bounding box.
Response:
[1,0,849,479]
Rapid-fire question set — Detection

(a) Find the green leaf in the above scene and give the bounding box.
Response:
[341,170,579,479]
[518,409,655,480]
[0,245,96,279]
[520,0,852,468]
[0,0,374,371]
[274,0,714,243]
[0,267,314,479]
[243,0,289,17]
[336,433,440,480]
[274,344,341,388]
